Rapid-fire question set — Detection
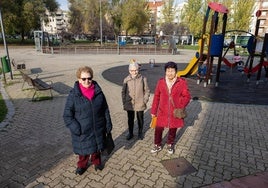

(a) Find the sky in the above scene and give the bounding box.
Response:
[57,0,68,11]
[56,0,186,11]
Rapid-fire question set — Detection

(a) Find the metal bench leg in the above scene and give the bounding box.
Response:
[50,89,53,99]
[32,91,37,101]
[21,81,26,90]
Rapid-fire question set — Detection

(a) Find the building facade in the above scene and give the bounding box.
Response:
[41,9,69,37]
[252,0,268,37]
[41,1,267,42]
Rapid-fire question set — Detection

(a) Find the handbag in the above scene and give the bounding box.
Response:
[150,116,157,129]
[102,133,115,156]
[170,96,187,119]
[173,108,187,119]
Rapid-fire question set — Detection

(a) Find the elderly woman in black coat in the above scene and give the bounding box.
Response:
[63,66,113,175]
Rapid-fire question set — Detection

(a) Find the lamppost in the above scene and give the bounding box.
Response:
[100,0,103,46]
[160,30,164,45]
[0,7,13,81]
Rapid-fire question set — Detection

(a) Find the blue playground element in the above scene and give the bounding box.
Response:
[247,36,254,54]
[210,34,224,56]
[195,52,200,58]
[198,63,207,78]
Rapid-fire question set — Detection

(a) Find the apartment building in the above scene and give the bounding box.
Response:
[41,9,69,37]
[252,0,268,37]
[147,0,164,35]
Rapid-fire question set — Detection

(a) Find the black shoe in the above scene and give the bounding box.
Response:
[126,134,133,140]
[75,167,87,175]
[138,133,144,140]
[94,164,104,171]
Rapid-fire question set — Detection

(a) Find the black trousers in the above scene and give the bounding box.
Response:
[127,111,144,135]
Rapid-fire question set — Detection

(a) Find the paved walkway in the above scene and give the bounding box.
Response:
[0,47,268,188]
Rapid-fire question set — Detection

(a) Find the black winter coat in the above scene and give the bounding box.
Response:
[63,81,113,155]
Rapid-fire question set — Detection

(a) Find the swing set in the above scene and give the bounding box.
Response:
[197,2,229,87]
[197,3,268,86]
[221,17,268,84]
[221,30,252,70]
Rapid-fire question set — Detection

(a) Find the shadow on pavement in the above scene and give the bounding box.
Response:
[102,62,268,105]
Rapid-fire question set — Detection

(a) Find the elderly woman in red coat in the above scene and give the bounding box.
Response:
[150,61,191,154]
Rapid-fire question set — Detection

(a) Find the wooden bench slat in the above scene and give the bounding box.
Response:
[19,71,53,101]
[33,78,52,90]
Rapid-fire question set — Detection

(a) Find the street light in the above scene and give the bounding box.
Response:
[160,30,164,45]
[100,0,103,46]
[0,7,13,81]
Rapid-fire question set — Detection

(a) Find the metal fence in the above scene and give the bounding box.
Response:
[42,45,172,55]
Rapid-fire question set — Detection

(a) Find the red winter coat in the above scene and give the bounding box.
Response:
[151,77,191,128]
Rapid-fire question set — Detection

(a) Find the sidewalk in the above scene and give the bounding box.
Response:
[0,47,268,187]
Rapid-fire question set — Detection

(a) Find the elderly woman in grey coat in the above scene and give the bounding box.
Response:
[63,66,112,175]
[122,60,150,140]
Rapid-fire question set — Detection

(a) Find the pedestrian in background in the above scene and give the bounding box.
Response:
[63,66,113,175]
[150,61,191,154]
[122,59,150,140]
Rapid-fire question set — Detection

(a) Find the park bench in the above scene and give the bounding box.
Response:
[11,59,26,70]
[20,70,53,101]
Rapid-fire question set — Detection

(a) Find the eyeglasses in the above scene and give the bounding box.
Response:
[130,70,138,72]
[81,77,92,81]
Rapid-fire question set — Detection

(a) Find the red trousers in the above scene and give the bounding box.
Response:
[77,152,101,168]
[154,126,177,146]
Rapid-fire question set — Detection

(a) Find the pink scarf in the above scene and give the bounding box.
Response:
[79,83,95,100]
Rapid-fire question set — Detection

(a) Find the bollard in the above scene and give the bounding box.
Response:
[149,59,155,68]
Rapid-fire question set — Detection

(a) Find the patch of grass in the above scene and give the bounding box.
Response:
[0,38,34,45]
[32,96,53,102]
[178,45,199,50]
[0,91,8,123]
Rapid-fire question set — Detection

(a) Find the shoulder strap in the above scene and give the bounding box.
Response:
[169,95,176,108]
[166,85,176,108]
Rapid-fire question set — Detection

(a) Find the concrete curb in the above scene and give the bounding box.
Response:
[0,78,15,129]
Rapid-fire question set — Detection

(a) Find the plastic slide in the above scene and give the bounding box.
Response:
[177,56,199,77]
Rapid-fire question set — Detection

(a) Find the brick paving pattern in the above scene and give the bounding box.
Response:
[0,47,268,187]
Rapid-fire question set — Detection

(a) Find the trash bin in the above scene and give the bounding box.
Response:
[1,56,11,73]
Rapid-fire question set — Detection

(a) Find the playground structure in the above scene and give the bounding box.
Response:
[177,38,208,77]
[177,2,229,87]
[244,34,268,83]
[220,11,268,84]
[244,10,268,84]
[178,3,268,86]
[221,31,252,71]
[222,31,268,75]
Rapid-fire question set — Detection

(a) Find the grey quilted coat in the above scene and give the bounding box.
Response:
[63,81,112,155]
[122,74,150,111]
